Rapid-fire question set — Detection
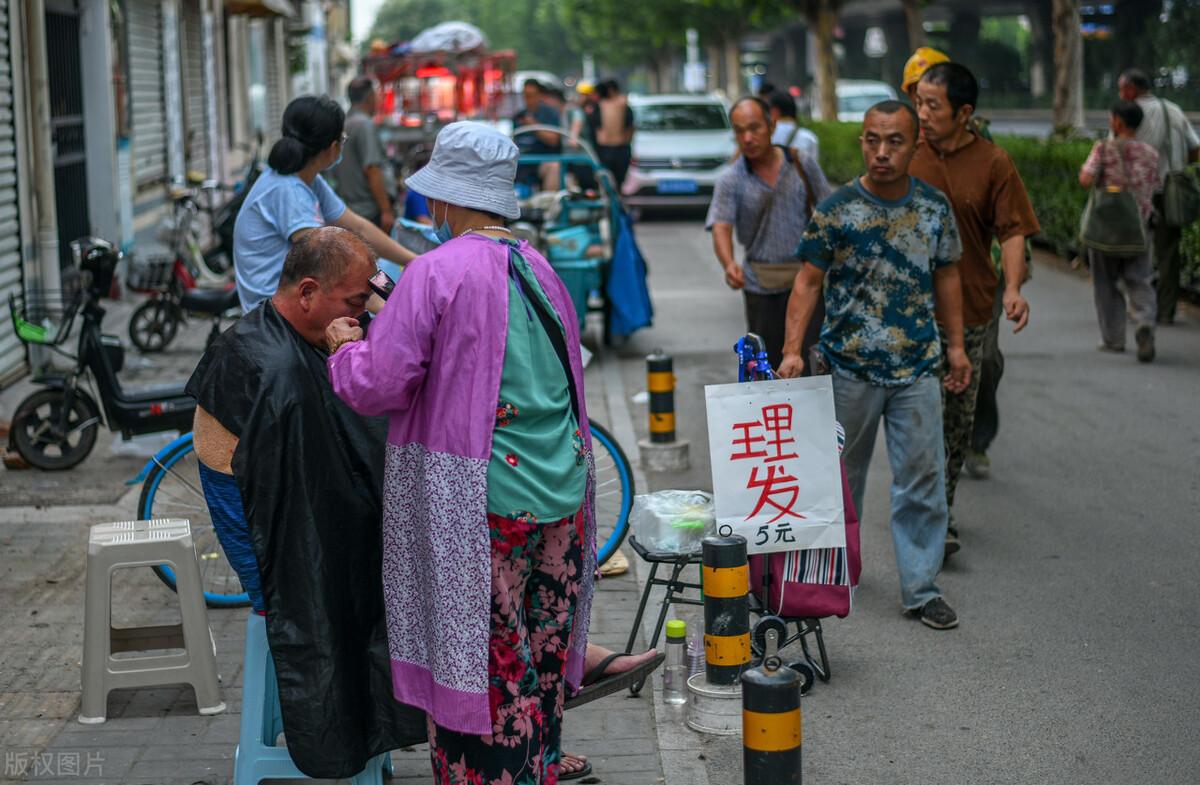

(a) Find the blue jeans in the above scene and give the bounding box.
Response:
[832,372,947,609]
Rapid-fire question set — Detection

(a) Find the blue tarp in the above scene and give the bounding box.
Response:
[606,209,653,339]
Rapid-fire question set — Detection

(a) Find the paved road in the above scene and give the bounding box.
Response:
[610,218,1200,785]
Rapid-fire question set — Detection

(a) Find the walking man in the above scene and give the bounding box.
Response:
[707,96,832,372]
[1117,68,1200,325]
[768,91,819,162]
[332,77,395,231]
[589,79,636,189]
[1079,101,1160,360]
[911,62,1040,555]
[778,101,970,629]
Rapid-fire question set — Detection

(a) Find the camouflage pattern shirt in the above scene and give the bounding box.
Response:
[796,176,962,387]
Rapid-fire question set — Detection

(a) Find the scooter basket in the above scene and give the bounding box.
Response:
[126,256,176,293]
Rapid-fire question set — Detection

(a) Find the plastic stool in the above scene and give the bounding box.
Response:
[233,613,392,785]
[80,518,226,724]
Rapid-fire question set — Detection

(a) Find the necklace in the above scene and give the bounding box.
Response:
[459,225,512,237]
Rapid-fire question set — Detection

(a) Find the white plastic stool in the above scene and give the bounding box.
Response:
[79,518,226,723]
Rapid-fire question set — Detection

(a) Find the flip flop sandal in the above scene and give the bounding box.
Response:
[564,651,667,711]
[559,760,594,781]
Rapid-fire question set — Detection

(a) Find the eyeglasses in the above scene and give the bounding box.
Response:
[338,132,348,146]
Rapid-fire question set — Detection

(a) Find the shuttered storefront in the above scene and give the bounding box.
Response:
[126,0,167,187]
[264,20,284,138]
[180,0,208,176]
[0,0,24,384]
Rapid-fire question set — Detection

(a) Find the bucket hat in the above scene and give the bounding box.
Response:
[405,121,521,220]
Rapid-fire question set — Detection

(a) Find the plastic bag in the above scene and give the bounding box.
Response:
[631,490,714,554]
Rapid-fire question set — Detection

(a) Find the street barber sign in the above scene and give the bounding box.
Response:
[705,376,844,555]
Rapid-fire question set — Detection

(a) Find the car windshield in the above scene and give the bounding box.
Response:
[839,93,894,113]
[634,104,728,131]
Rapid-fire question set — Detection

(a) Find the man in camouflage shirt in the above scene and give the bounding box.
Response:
[779,101,970,629]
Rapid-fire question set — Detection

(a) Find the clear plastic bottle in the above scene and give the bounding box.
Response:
[686,626,705,678]
[662,619,688,706]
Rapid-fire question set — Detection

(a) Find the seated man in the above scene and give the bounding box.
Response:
[187,227,424,778]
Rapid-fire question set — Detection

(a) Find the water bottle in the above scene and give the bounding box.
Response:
[662,619,688,706]
[686,627,705,678]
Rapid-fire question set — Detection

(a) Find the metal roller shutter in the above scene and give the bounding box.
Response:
[264,21,283,138]
[127,0,167,187]
[181,0,207,176]
[0,0,24,383]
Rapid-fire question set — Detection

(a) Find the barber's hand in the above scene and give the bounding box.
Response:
[364,293,386,315]
[326,317,363,354]
[723,263,745,290]
[777,353,805,379]
[1003,288,1030,333]
[944,345,972,394]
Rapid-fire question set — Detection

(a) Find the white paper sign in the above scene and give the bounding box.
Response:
[705,376,844,554]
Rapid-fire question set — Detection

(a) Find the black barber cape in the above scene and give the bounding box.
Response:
[186,302,424,778]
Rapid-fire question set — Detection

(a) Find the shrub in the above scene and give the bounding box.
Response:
[805,121,1199,290]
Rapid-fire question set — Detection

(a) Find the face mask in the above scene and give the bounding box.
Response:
[326,151,343,171]
[433,201,453,243]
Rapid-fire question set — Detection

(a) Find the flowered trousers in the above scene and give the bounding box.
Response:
[428,508,585,785]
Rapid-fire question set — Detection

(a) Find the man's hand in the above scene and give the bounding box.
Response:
[724,263,745,290]
[364,293,386,315]
[1003,288,1030,333]
[777,353,805,379]
[379,208,396,233]
[944,345,972,394]
[326,317,363,354]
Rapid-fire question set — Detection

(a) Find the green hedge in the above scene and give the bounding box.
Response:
[808,121,1200,291]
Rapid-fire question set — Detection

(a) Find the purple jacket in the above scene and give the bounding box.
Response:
[328,235,596,735]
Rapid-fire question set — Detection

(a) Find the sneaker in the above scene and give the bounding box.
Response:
[1097,341,1126,353]
[965,449,991,479]
[1135,326,1155,363]
[913,597,959,629]
[944,524,961,557]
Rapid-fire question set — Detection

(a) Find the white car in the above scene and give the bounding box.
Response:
[623,94,735,207]
[811,80,899,122]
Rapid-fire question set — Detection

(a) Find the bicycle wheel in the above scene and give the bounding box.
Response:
[588,421,635,566]
[139,436,250,608]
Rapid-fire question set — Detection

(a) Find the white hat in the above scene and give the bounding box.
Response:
[405,122,521,220]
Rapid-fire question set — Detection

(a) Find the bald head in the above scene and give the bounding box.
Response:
[274,227,377,347]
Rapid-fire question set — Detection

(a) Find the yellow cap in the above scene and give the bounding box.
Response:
[902,47,950,92]
[576,80,595,95]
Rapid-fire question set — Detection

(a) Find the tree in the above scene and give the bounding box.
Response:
[900,0,929,52]
[788,0,840,122]
[1051,0,1084,133]
[367,0,453,45]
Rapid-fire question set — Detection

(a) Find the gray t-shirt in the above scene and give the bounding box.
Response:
[332,109,388,219]
[706,148,833,294]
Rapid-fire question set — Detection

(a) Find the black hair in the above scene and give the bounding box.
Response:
[864,100,919,136]
[1119,68,1151,93]
[729,95,771,125]
[279,227,374,288]
[757,82,777,98]
[596,79,620,99]
[268,95,345,175]
[766,91,797,120]
[522,78,546,92]
[348,76,374,105]
[547,87,567,103]
[920,62,979,115]
[1111,99,1144,130]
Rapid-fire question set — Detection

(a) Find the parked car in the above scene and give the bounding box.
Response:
[811,79,899,122]
[623,94,735,207]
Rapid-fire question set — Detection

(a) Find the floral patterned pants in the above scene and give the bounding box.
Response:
[428,508,585,785]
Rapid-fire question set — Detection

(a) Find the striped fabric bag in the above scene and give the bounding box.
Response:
[749,454,862,620]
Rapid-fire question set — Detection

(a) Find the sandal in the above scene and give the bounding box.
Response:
[559,758,593,781]
[564,651,666,711]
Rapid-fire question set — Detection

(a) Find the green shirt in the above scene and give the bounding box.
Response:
[486,249,587,521]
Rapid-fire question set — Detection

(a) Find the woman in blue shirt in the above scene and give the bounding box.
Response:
[233,96,417,311]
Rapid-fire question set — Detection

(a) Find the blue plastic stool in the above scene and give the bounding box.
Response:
[233,613,393,784]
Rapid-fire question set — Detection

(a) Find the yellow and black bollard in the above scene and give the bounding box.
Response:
[647,351,675,444]
[742,656,803,785]
[701,535,751,685]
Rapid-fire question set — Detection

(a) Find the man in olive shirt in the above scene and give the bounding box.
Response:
[911,63,1040,555]
[333,77,395,230]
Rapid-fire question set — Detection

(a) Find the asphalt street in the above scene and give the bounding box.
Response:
[613,217,1200,785]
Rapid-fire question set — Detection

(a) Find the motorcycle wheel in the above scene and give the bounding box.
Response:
[129,299,180,353]
[11,389,101,470]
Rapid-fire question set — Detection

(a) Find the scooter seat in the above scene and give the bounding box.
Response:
[120,381,192,405]
[181,285,239,314]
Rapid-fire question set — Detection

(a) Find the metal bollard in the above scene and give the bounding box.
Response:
[742,656,802,785]
[701,535,751,685]
[647,351,675,443]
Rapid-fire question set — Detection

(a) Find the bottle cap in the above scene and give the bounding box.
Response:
[666,619,687,640]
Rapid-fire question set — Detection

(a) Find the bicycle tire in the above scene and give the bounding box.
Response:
[140,436,251,608]
[589,420,634,566]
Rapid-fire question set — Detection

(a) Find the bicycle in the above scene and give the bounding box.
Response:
[136,420,635,608]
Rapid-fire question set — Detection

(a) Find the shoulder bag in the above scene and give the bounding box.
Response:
[1079,140,1148,256]
[747,149,817,290]
[1158,98,1200,228]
